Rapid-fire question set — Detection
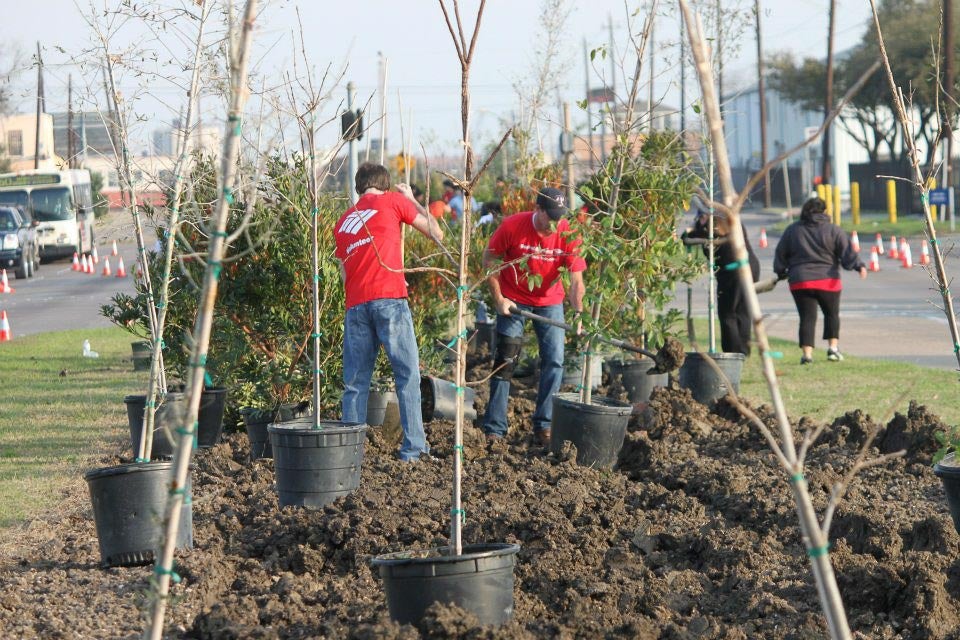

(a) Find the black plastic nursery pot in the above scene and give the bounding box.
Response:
[126,392,187,459]
[372,542,521,627]
[468,320,497,356]
[131,340,152,372]
[550,392,632,469]
[677,351,745,406]
[84,461,192,567]
[366,390,397,427]
[561,357,602,390]
[268,420,368,508]
[240,402,311,461]
[421,375,477,422]
[196,386,228,449]
[607,357,668,407]
[934,453,960,535]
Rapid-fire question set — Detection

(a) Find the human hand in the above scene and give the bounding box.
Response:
[395,183,414,201]
[859,266,867,279]
[494,296,513,316]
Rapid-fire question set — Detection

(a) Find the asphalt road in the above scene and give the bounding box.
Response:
[4,208,960,374]
[681,209,960,372]
[0,249,137,340]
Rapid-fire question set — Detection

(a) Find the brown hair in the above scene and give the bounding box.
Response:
[355,162,390,194]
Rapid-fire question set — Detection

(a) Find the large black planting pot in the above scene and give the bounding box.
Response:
[84,461,192,567]
[372,543,521,627]
[131,340,151,371]
[268,419,368,508]
[677,351,745,406]
[126,392,187,459]
[366,390,397,427]
[421,375,477,422]
[934,453,960,535]
[240,402,311,461]
[166,384,230,449]
[550,392,632,469]
[607,357,668,407]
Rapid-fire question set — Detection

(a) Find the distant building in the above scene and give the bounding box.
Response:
[50,111,116,165]
[721,84,868,198]
[0,113,57,171]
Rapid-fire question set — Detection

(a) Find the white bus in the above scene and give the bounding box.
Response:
[0,169,95,261]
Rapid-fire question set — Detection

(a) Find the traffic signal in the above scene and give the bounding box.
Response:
[341,109,363,141]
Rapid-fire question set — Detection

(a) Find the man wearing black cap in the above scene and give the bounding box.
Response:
[480,186,586,447]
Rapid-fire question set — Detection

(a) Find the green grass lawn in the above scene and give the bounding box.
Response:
[1,325,957,534]
[0,327,147,530]
[684,318,960,427]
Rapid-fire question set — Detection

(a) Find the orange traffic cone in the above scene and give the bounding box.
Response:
[111,240,118,257]
[888,236,899,259]
[91,246,99,265]
[850,230,860,253]
[0,269,14,294]
[116,256,127,278]
[875,233,885,256]
[71,252,81,271]
[901,240,913,268]
[920,239,931,265]
[759,228,768,249]
[869,246,881,272]
[83,255,92,274]
[0,310,10,342]
[101,256,112,276]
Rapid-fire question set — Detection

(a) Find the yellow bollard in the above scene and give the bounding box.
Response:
[833,184,842,225]
[817,184,826,202]
[851,182,861,225]
[824,184,834,217]
[887,179,897,223]
[927,177,937,221]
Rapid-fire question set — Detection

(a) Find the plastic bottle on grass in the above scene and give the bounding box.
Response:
[82,339,99,358]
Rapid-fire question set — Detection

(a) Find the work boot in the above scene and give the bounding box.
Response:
[534,428,551,447]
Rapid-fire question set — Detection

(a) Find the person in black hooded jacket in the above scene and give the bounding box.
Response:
[683,204,760,355]
[773,197,866,364]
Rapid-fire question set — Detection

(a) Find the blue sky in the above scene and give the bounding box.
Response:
[0,0,873,156]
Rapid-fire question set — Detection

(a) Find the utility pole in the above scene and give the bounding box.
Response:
[378,52,388,165]
[34,42,44,169]
[944,0,955,212]
[563,102,575,209]
[756,0,770,207]
[347,82,358,204]
[821,0,837,184]
[680,14,686,134]
[583,38,595,171]
[648,14,655,129]
[716,0,723,105]
[67,75,75,168]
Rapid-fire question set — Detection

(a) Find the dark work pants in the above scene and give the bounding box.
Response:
[717,278,752,355]
[790,288,841,347]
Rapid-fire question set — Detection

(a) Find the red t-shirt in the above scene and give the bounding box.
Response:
[335,191,418,309]
[487,211,586,306]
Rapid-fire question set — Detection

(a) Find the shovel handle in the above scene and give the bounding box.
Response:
[508,306,658,359]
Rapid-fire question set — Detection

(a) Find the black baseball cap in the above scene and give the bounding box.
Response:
[536,187,568,221]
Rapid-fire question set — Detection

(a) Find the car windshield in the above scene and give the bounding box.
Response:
[0,211,17,232]
[30,187,73,222]
[0,190,29,213]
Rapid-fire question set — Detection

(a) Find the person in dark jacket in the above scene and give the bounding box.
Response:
[683,204,761,355]
[773,197,866,364]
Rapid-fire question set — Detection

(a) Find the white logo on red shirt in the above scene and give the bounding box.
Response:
[338,208,377,235]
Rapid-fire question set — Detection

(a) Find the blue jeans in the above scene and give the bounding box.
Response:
[482,303,565,437]
[342,298,428,460]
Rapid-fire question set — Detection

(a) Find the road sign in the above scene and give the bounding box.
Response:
[929,188,949,206]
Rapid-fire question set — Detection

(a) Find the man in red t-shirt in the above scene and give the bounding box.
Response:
[334,162,444,461]
[480,187,586,446]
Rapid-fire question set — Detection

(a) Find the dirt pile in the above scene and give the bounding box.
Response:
[1,380,959,639]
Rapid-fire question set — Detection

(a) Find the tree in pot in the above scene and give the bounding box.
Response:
[372,2,521,627]
[555,19,700,465]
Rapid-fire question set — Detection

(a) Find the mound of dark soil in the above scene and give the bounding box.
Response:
[1,378,958,639]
